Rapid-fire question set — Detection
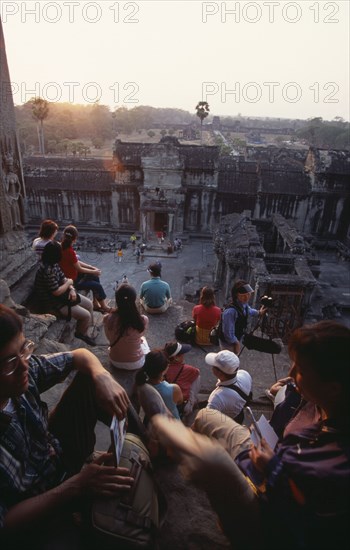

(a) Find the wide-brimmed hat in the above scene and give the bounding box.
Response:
[205,350,240,375]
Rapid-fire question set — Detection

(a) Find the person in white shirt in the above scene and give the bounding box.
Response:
[205,350,252,424]
[32,219,58,260]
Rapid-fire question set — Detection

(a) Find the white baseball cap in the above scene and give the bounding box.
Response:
[205,350,240,375]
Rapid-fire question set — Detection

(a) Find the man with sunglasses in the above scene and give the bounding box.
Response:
[0,304,132,548]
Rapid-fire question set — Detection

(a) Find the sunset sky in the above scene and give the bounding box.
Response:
[2,0,349,120]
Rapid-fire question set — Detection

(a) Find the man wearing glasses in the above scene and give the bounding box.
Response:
[0,304,133,548]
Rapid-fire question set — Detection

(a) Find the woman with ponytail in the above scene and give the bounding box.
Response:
[59,225,110,313]
[104,284,149,396]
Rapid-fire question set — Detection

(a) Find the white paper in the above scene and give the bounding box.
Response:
[250,414,279,450]
[110,416,126,465]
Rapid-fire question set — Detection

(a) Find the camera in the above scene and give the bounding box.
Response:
[260,295,273,308]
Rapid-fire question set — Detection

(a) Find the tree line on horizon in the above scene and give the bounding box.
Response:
[15,99,349,156]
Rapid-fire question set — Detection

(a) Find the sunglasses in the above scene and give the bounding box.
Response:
[0,340,35,376]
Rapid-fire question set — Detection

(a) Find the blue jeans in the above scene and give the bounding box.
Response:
[75,274,106,301]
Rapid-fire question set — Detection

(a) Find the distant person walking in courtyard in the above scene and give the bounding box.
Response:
[192,286,221,346]
[140,243,146,262]
[104,284,149,397]
[140,263,172,314]
[220,280,266,354]
[173,237,182,251]
[59,225,110,313]
[130,232,137,248]
[135,245,141,264]
[32,219,58,260]
[117,246,123,263]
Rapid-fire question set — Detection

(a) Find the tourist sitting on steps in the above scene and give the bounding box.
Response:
[205,350,252,424]
[34,241,96,346]
[103,284,149,398]
[139,263,172,314]
[59,225,110,314]
[0,304,132,549]
[163,341,201,418]
[135,350,183,420]
[32,219,58,261]
[192,286,221,346]
[220,280,267,355]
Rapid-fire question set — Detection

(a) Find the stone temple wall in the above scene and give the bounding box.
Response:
[0,18,36,287]
[23,139,350,244]
[213,211,318,341]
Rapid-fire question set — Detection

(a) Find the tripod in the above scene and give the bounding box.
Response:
[238,313,280,382]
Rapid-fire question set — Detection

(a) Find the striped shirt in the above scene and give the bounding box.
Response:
[34,263,67,311]
[0,352,74,528]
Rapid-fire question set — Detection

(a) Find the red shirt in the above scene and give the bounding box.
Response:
[192,304,221,330]
[165,362,200,401]
[59,246,78,280]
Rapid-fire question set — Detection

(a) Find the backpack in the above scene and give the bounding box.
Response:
[175,320,196,344]
[209,319,221,345]
[91,433,165,549]
[209,304,240,345]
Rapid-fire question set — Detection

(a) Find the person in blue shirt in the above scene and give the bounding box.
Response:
[220,280,266,354]
[139,263,172,314]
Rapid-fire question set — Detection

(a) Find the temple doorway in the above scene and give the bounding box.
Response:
[154,212,168,232]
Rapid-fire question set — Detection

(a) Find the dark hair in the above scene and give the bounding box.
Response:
[61,225,78,250]
[231,280,249,300]
[135,350,169,385]
[109,284,145,340]
[163,341,178,358]
[148,263,161,277]
[39,219,58,239]
[41,241,62,265]
[0,305,23,349]
[288,321,350,390]
[200,286,216,308]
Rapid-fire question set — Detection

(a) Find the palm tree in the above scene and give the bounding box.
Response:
[31,97,49,155]
[195,101,210,143]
